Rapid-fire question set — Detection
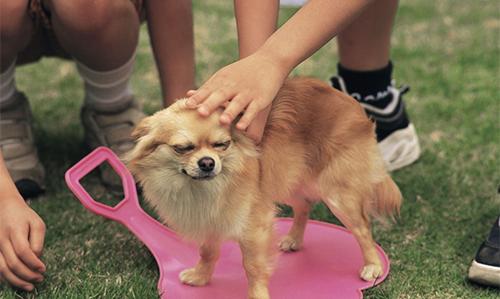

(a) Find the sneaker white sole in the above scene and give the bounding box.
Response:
[378,124,421,171]
[468,260,500,287]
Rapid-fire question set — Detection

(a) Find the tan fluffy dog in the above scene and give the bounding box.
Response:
[125,77,401,299]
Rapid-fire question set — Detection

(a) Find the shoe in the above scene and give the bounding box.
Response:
[331,76,421,171]
[81,95,145,190]
[468,217,500,288]
[0,92,45,198]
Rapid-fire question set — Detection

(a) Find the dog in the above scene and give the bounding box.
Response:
[125,77,402,299]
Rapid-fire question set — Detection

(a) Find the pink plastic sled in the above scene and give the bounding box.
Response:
[65,147,390,299]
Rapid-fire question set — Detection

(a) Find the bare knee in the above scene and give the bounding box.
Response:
[0,0,31,41]
[47,0,138,38]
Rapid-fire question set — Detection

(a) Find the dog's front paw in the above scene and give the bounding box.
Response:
[360,264,383,281]
[279,235,303,252]
[179,268,211,286]
[248,284,270,299]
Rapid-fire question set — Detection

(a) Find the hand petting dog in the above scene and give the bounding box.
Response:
[186,52,288,143]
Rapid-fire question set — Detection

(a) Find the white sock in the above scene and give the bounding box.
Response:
[76,54,135,112]
[0,61,17,106]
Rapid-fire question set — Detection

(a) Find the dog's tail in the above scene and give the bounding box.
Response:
[373,176,402,221]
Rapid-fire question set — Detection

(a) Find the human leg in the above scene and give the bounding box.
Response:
[0,0,33,71]
[44,0,144,188]
[0,0,45,197]
[332,0,420,171]
[46,0,140,108]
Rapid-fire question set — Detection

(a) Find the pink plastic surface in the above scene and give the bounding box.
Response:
[65,147,390,299]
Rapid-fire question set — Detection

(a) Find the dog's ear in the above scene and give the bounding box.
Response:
[232,129,260,158]
[124,133,160,167]
[132,116,154,140]
[125,115,159,167]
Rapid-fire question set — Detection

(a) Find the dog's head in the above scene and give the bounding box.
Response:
[125,99,258,185]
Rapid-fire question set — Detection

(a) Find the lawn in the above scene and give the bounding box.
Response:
[1,0,499,298]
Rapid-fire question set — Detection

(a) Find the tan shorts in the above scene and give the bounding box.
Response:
[18,0,145,65]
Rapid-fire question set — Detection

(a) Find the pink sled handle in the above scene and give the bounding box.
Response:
[65,147,192,299]
[64,146,140,221]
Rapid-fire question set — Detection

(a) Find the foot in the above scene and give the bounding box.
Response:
[279,234,303,252]
[81,95,145,190]
[0,91,45,198]
[360,263,383,281]
[468,217,500,288]
[179,267,211,286]
[331,76,421,171]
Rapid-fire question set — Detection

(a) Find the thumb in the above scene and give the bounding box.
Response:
[244,106,272,144]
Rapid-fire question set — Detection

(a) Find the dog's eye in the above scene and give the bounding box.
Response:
[172,144,195,154]
[213,140,231,150]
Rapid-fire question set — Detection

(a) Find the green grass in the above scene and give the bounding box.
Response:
[2,0,499,298]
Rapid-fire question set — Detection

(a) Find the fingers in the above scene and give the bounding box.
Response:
[243,106,272,144]
[186,81,270,144]
[220,95,249,125]
[0,253,34,291]
[186,87,210,108]
[29,219,46,259]
[0,248,38,292]
[186,90,197,97]
[236,101,263,131]
[196,89,237,116]
[0,239,43,283]
[12,226,45,274]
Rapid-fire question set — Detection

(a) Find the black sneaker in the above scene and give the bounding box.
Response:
[331,76,421,171]
[468,216,500,288]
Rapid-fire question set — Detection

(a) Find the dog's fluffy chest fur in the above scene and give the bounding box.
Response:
[141,173,253,241]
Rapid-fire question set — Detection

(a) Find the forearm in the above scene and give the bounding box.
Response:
[234,0,279,58]
[146,0,195,106]
[0,153,24,203]
[186,0,375,144]
[258,0,374,74]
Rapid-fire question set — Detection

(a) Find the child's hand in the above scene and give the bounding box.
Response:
[0,196,46,291]
[186,51,289,143]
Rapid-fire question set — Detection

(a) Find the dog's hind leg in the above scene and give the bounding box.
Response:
[322,189,383,281]
[279,198,312,252]
[179,240,221,286]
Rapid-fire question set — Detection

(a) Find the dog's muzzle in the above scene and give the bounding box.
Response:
[181,168,216,180]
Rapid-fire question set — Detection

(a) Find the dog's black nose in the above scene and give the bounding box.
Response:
[198,157,215,172]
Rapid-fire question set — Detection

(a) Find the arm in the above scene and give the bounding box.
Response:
[232,0,279,142]
[146,0,196,107]
[258,0,373,73]
[234,0,279,58]
[187,0,374,141]
[0,153,46,291]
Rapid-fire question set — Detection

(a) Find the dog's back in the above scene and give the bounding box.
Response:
[260,77,401,219]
